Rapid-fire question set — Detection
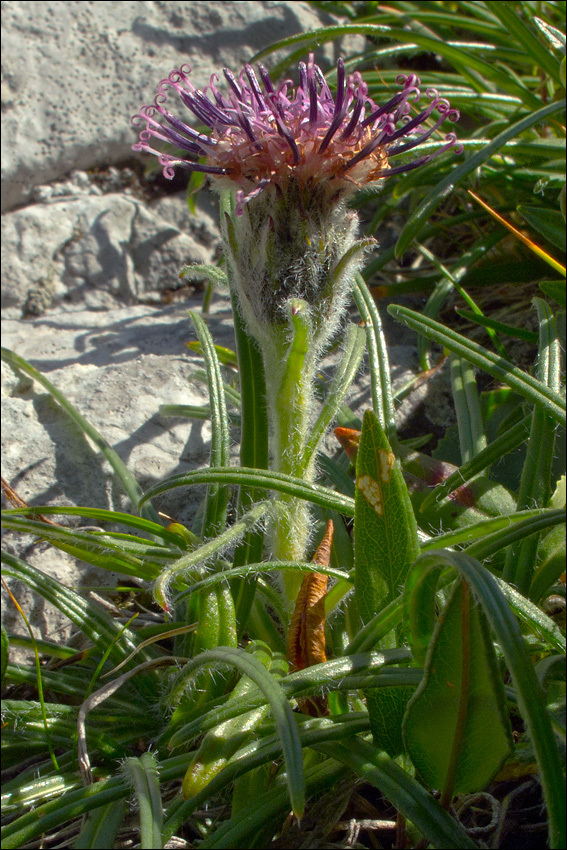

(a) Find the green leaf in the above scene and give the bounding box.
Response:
[189,311,230,538]
[388,304,566,428]
[404,580,512,798]
[533,17,566,52]
[74,799,126,849]
[517,205,567,251]
[539,280,567,307]
[152,501,269,611]
[314,737,477,849]
[455,309,539,343]
[121,753,163,850]
[1,623,8,686]
[140,467,355,516]
[1,551,155,668]
[488,3,563,83]
[304,323,366,465]
[354,410,420,756]
[230,290,269,633]
[251,24,544,107]
[168,646,305,819]
[450,353,487,464]
[407,550,566,849]
[530,523,567,603]
[417,413,531,516]
[181,642,278,800]
[354,410,420,615]
[353,275,398,451]
[179,263,228,287]
[503,298,561,593]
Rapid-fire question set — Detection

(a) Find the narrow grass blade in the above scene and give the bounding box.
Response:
[488,3,563,84]
[74,799,126,849]
[388,305,566,427]
[419,413,532,515]
[152,501,269,611]
[455,310,539,343]
[314,737,477,849]
[230,290,269,632]
[450,353,487,464]
[353,274,398,450]
[503,298,562,593]
[304,323,367,465]
[1,505,189,548]
[1,551,154,666]
[189,312,230,538]
[140,467,356,516]
[168,646,305,818]
[395,99,566,258]
[121,753,163,849]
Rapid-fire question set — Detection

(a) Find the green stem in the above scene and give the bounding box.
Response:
[270,300,315,605]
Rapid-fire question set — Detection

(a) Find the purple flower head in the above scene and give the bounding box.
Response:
[132,54,462,213]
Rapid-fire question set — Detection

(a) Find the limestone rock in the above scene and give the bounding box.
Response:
[1,0,362,212]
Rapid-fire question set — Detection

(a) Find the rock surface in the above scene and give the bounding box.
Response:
[2,0,355,213]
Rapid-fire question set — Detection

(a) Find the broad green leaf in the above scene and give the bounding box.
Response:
[407,550,566,849]
[354,410,420,756]
[530,523,567,603]
[404,580,513,797]
[354,410,420,615]
[517,205,567,251]
[539,280,567,307]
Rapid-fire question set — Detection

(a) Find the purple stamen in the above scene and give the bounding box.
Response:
[245,64,268,112]
[132,57,461,188]
[318,59,348,152]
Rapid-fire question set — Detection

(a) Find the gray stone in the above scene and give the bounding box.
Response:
[1,295,239,644]
[1,0,363,213]
[1,177,219,315]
